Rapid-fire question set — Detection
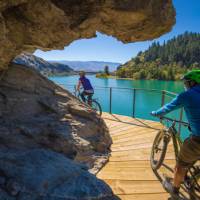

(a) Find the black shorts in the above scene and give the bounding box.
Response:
[177,136,200,168]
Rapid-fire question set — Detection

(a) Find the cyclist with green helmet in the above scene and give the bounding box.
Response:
[151,70,200,199]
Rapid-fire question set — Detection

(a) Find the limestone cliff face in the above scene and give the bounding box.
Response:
[0,0,175,69]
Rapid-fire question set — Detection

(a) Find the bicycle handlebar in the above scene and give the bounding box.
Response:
[158,116,189,127]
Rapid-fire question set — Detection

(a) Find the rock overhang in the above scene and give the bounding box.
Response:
[0,0,175,69]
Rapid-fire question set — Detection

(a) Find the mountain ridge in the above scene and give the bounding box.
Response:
[13,53,74,76]
[48,60,121,72]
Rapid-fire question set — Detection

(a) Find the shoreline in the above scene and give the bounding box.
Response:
[96,75,181,82]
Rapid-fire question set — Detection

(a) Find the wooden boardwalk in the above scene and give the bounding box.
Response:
[97,113,175,200]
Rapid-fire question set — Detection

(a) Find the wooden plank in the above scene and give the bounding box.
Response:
[101,160,175,169]
[111,131,158,144]
[110,124,161,136]
[97,167,157,180]
[118,193,170,200]
[110,145,174,157]
[111,129,158,140]
[103,180,165,194]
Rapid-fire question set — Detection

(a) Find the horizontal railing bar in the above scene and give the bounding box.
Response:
[60,84,178,95]
[163,94,176,98]
[163,90,177,96]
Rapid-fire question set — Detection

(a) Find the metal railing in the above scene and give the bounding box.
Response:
[59,84,189,139]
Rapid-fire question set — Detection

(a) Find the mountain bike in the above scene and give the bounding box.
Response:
[150,116,200,199]
[74,89,102,116]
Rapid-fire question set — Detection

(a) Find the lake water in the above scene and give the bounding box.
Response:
[50,75,189,139]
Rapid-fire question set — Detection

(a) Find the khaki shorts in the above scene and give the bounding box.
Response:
[178,136,200,168]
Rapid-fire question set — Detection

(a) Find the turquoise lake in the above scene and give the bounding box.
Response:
[50,75,189,139]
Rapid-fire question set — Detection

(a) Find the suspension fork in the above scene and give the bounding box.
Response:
[170,127,181,161]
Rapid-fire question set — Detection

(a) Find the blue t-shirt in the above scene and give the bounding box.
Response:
[155,85,200,136]
[79,76,93,91]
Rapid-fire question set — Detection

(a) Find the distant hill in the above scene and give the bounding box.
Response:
[48,60,121,72]
[117,32,200,80]
[13,53,74,76]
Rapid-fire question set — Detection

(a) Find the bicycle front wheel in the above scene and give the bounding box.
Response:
[91,100,102,116]
[189,167,200,200]
[150,130,169,170]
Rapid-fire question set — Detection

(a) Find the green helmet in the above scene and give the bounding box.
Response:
[182,70,200,84]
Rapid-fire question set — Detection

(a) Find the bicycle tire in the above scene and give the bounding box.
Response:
[91,100,102,116]
[150,130,169,170]
[189,167,200,200]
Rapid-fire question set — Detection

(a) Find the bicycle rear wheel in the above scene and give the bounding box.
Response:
[91,100,102,116]
[150,130,169,170]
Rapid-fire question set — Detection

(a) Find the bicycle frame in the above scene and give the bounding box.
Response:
[75,90,92,103]
[167,124,183,162]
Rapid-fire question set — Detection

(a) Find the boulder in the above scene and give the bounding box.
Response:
[0,64,113,199]
[0,148,114,200]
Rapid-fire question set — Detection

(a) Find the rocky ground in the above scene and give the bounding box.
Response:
[0,64,114,200]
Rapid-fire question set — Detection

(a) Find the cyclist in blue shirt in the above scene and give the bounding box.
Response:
[151,70,200,199]
[77,71,94,105]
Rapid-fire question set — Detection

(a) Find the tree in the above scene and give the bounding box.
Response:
[104,65,110,75]
[134,57,140,64]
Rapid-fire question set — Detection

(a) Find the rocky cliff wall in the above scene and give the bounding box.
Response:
[0,63,114,199]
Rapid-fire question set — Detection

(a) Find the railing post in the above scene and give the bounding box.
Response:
[161,90,166,107]
[109,87,112,114]
[178,108,184,135]
[132,89,136,118]
[160,90,166,123]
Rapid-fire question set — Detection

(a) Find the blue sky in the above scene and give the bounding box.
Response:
[34,0,200,64]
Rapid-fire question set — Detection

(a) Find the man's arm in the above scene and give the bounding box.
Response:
[152,93,185,116]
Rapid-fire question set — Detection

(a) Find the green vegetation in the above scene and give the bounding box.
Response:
[96,73,108,78]
[96,65,110,78]
[116,32,200,80]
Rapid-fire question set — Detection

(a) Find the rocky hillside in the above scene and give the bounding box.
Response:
[0,64,113,199]
[13,53,74,76]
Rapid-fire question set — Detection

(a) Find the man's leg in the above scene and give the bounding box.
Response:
[87,93,93,106]
[164,136,199,197]
[174,164,187,189]
[80,91,86,102]
[163,165,187,198]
